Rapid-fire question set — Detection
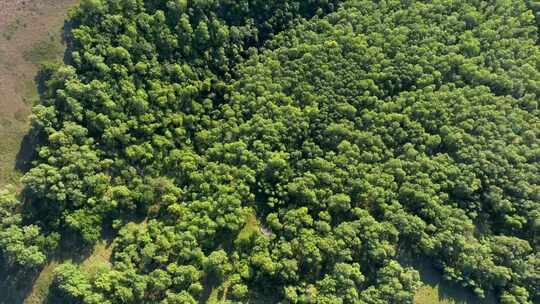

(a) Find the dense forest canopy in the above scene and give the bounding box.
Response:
[1,0,540,303]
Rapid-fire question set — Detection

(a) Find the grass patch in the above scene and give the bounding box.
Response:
[207,286,221,304]
[0,117,12,128]
[205,211,262,303]
[79,240,113,279]
[406,257,498,304]
[206,278,232,304]
[22,240,112,304]
[0,49,5,67]
[14,108,29,122]
[22,79,39,106]
[415,285,456,304]
[23,35,62,65]
[236,210,261,244]
[2,18,26,40]
[23,261,59,304]
[0,116,28,188]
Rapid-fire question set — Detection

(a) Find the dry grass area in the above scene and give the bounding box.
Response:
[0,0,78,188]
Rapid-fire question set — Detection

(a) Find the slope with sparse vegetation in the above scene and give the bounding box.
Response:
[0,1,79,303]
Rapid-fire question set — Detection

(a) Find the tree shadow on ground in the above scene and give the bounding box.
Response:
[0,262,37,304]
[13,58,52,176]
[400,253,498,304]
[0,228,115,304]
[14,132,38,174]
[43,233,115,304]
[61,19,76,66]
[14,12,78,176]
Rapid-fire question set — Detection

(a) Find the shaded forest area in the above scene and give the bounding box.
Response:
[1,0,540,303]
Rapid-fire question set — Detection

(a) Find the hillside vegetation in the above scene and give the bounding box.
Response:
[1,0,539,303]
[0,1,80,302]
